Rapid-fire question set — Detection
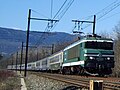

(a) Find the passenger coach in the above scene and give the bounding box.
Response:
[48,50,63,73]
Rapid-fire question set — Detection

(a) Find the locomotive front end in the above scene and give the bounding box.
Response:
[84,39,114,76]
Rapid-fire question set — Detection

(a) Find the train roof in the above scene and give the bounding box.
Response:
[48,50,63,58]
[64,35,113,51]
[84,35,113,41]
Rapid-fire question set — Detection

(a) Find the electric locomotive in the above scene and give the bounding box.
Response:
[62,35,114,76]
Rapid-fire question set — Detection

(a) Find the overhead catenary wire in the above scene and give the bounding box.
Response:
[34,0,68,46]
[95,0,118,15]
[31,9,49,18]
[49,0,75,32]
[97,0,120,20]
[48,0,74,32]
[82,0,120,30]
[35,0,74,46]
[98,11,120,23]
[53,0,68,19]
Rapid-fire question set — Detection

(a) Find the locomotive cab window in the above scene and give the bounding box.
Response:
[85,41,113,50]
[80,43,83,47]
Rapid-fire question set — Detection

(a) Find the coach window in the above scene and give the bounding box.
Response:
[36,62,40,66]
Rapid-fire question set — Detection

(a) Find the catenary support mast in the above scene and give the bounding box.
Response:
[24,9,31,77]
[24,9,59,77]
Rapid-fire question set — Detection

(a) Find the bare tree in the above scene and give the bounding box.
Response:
[112,22,120,77]
[98,31,111,38]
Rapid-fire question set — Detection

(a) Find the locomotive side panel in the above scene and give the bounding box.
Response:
[63,41,85,68]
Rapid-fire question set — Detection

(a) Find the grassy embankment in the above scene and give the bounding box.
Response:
[0,70,21,90]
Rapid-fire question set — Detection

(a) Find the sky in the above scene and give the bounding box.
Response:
[0,0,120,35]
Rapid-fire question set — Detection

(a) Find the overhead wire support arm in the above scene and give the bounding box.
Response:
[72,20,93,23]
[30,17,59,22]
[72,15,96,35]
[30,17,59,30]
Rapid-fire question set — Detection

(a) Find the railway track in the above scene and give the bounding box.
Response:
[31,72,120,90]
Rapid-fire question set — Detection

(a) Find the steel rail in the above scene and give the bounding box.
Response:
[30,72,120,90]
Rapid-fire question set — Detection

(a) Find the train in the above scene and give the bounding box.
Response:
[7,34,114,76]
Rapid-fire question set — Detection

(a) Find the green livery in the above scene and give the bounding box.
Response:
[62,35,114,76]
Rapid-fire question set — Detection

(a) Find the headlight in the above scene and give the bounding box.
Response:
[107,57,110,60]
[89,56,95,60]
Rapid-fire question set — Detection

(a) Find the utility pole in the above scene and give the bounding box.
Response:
[51,44,54,54]
[16,52,18,72]
[11,54,13,70]
[20,42,24,73]
[24,9,31,77]
[72,15,96,36]
[36,48,38,61]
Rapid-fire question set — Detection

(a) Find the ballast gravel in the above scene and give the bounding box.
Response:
[24,73,82,90]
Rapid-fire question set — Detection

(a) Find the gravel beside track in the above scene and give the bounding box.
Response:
[21,72,120,90]
[24,73,83,90]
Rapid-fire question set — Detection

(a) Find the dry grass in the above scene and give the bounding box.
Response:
[0,70,21,90]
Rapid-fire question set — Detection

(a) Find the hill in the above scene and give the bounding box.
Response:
[0,27,77,56]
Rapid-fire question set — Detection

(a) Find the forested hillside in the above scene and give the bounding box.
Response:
[0,27,77,56]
